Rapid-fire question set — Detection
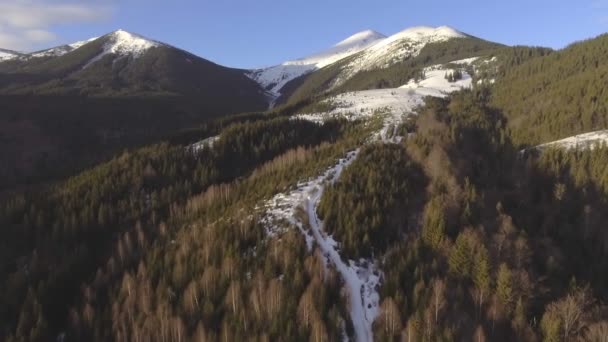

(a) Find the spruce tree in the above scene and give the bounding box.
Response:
[496,263,514,313]
[449,232,473,278]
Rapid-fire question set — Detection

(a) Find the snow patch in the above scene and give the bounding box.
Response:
[531,130,608,152]
[296,60,475,130]
[187,135,219,153]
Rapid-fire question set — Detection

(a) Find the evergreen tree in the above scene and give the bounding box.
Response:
[449,232,474,278]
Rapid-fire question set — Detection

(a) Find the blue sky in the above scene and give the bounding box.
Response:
[1,0,607,68]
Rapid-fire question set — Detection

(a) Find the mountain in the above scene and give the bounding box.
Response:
[0,48,23,61]
[281,26,503,105]
[248,29,386,100]
[0,29,268,192]
[0,30,267,104]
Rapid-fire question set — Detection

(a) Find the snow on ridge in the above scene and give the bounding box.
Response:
[334,26,467,88]
[335,29,386,47]
[69,37,100,50]
[248,29,386,101]
[0,48,22,61]
[531,130,608,152]
[369,25,464,52]
[29,37,100,58]
[285,29,387,68]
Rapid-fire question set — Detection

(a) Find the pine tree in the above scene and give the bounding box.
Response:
[472,245,491,315]
[449,232,473,278]
[422,198,446,251]
[496,263,513,313]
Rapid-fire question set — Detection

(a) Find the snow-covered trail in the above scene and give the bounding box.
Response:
[530,129,608,152]
[261,150,380,342]
[303,159,380,342]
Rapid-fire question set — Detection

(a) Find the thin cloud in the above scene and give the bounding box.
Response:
[0,0,113,51]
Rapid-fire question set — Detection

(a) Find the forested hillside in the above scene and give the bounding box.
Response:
[0,116,371,340]
[491,34,608,146]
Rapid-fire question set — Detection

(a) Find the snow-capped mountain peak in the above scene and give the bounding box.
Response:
[248,29,387,102]
[81,30,164,69]
[283,29,387,68]
[102,29,162,57]
[335,29,386,47]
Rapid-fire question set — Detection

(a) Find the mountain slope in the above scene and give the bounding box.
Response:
[491,33,608,146]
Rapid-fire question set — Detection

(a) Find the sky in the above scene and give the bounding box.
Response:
[1,0,607,68]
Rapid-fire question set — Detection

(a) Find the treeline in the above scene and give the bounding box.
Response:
[0,116,356,341]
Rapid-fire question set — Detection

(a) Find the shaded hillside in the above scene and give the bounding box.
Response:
[491,34,608,146]
[0,31,268,193]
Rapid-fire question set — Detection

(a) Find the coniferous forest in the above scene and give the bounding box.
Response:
[1,23,608,342]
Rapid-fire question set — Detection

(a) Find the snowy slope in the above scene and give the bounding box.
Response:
[99,30,161,57]
[532,130,608,151]
[248,30,386,99]
[333,26,466,87]
[296,59,475,127]
[29,37,99,58]
[0,48,22,61]
[83,30,162,69]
